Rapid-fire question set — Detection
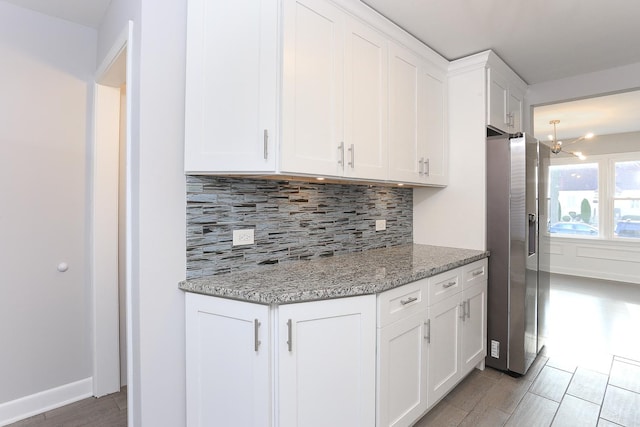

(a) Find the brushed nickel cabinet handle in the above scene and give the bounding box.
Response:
[338,142,345,167]
[400,296,418,305]
[425,319,431,343]
[286,319,293,352]
[472,270,483,277]
[254,319,261,352]
[443,281,457,289]
[348,143,355,168]
[263,129,268,160]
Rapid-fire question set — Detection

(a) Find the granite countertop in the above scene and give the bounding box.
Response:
[179,244,489,304]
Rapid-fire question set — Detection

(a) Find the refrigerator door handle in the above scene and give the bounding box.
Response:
[528,213,537,256]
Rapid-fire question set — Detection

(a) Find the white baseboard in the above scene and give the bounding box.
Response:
[550,265,640,285]
[0,377,93,426]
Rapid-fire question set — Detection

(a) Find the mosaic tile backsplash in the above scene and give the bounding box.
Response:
[186,176,413,279]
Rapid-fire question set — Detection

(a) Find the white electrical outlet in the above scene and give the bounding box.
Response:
[375,219,386,231]
[233,229,255,246]
[490,340,500,358]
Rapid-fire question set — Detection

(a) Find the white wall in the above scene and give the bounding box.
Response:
[414,65,487,250]
[98,0,187,426]
[0,0,96,410]
[527,63,640,285]
[525,62,640,133]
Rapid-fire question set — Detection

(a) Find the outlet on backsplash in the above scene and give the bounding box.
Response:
[375,219,387,231]
[233,229,255,246]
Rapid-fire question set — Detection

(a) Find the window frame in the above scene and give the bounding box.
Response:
[549,151,640,241]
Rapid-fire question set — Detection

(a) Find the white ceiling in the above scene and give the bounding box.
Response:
[363,0,640,85]
[3,0,112,28]
[7,0,640,83]
[5,0,640,139]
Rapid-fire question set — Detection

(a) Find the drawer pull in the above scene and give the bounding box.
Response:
[424,319,431,343]
[443,281,457,288]
[472,270,483,277]
[400,296,418,305]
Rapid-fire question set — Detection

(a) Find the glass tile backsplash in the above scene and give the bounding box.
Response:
[186,176,413,278]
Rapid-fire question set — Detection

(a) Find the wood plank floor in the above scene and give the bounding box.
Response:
[7,387,126,427]
[415,273,640,427]
[8,273,640,427]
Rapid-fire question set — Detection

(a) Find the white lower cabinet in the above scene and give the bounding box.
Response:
[376,258,488,426]
[278,296,376,427]
[427,261,488,408]
[427,292,463,407]
[185,294,271,427]
[185,259,486,427]
[461,281,487,372]
[377,310,429,427]
[186,293,375,427]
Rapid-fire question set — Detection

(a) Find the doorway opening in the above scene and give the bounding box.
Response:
[92,22,133,410]
[532,90,640,365]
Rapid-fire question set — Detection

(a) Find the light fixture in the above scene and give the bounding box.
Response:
[548,119,594,159]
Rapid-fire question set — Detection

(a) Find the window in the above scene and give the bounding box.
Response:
[613,160,640,239]
[549,163,599,237]
[548,154,640,240]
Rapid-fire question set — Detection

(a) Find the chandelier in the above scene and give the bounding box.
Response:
[548,119,594,160]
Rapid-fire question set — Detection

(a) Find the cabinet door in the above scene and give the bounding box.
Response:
[388,43,421,183]
[278,295,376,427]
[281,0,345,177]
[184,0,278,173]
[377,311,429,427]
[461,281,487,373]
[487,68,509,133]
[508,86,524,134]
[343,18,388,181]
[420,65,448,186]
[185,294,270,427]
[427,293,463,407]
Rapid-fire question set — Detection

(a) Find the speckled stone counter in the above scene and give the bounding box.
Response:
[179,244,488,304]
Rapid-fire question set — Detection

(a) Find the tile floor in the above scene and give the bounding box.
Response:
[7,273,640,427]
[414,273,640,427]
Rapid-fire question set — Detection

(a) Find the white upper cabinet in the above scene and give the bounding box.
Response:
[388,43,421,183]
[343,18,389,180]
[281,0,345,177]
[184,0,278,173]
[421,63,448,186]
[388,43,448,186]
[508,85,524,134]
[487,68,509,134]
[184,0,449,186]
[486,59,526,134]
[281,0,389,180]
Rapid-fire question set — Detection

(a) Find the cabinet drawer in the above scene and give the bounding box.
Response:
[428,269,461,305]
[377,279,428,328]
[462,259,488,289]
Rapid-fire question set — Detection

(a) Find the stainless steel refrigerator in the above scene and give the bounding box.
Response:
[486,133,550,375]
